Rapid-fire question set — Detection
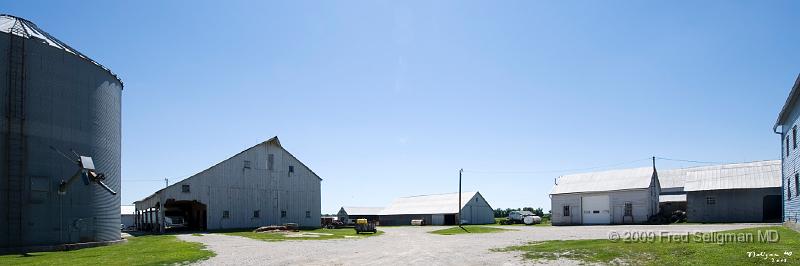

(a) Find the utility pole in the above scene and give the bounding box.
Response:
[652,156,656,169]
[164,178,169,188]
[458,168,463,228]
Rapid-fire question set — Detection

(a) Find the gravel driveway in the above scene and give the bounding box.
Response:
[178,223,771,265]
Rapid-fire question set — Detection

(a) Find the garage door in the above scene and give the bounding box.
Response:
[582,195,611,224]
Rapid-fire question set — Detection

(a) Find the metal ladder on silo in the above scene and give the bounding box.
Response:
[5,25,26,247]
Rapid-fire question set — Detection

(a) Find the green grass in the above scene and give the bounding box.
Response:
[0,235,213,266]
[223,228,383,241]
[495,226,800,265]
[430,225,514,235]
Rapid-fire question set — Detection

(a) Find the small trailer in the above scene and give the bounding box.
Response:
[354,218,377,234]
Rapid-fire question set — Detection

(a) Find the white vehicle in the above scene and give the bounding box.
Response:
[508,210,535,222]
[165,216,186,229]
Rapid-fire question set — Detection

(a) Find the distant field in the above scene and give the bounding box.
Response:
[495,226,799,265]
[0,235,213,266]
[430,225,514,235]
[223,228,383,241]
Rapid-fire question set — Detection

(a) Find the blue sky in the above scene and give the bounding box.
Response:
[5,1,800,214]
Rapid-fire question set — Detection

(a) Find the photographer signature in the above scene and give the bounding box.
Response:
[747,251,793,263]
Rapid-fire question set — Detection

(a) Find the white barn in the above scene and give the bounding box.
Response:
[550,167,660,225]
[378,191,494,226]
[134,137,322,231]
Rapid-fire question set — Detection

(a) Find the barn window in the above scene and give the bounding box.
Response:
[624,202,632,216]
[182,184,190,193]
[268,154,274,170]
[563,206,570,216]
[788,137,791,157]
[794,126,798,149]
[306,211,311,218]
[281,210,286,218]
[244,160,251,169]
[253,210,260,218]
[223,211,230,218]
[795,173,799,198]
[706,196,716,205]
[288,165,294,177]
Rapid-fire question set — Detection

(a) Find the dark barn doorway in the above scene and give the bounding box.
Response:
[444,214,456,225]
[762,195,781,222]
[164,199,208,231]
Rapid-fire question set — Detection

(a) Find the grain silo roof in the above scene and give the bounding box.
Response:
[0,14,122,85]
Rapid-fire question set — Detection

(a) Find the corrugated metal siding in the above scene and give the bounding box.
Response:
[1,33,122,248]
[780,97,800,224]
[687,188,781,223]
[135,139,321,230]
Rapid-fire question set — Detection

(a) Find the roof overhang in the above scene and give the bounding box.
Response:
[774,73,800,132]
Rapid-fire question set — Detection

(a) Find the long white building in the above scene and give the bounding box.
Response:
[134,137,322,231]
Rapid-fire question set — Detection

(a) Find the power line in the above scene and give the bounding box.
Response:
[654,157,725,165]
[463,157,652,175]
[123,179,164,182]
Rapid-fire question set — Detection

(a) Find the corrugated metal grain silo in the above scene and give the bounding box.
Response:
[0,14,123,251]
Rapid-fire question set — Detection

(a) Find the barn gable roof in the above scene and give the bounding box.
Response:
[340,207,384,216]
[550,167,655,195]
[135,136,321,205]
[379,191,490,215]
[683,160,781,191]
[774,73,800,131]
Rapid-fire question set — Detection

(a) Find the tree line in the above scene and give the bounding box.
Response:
[493,207,548,218]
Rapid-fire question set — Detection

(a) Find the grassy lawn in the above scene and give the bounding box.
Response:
[0,235,213,266]
[495,226,799,265]
[430,225,514,235]
[223,228,383,241]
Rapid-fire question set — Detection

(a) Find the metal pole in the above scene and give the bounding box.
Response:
[459,168,463,227]
[164,178,169,187]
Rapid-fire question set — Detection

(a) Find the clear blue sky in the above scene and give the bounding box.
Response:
[5,1,800,214]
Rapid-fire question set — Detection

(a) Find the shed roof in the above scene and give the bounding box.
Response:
[659,194,687,203]
[340,207,383,216]
[0,14,122,85]
[550,167,655,195]
[684,160,781,191]
[379,191,484,215]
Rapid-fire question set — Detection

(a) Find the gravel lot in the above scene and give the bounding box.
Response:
[178,223,771,266]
